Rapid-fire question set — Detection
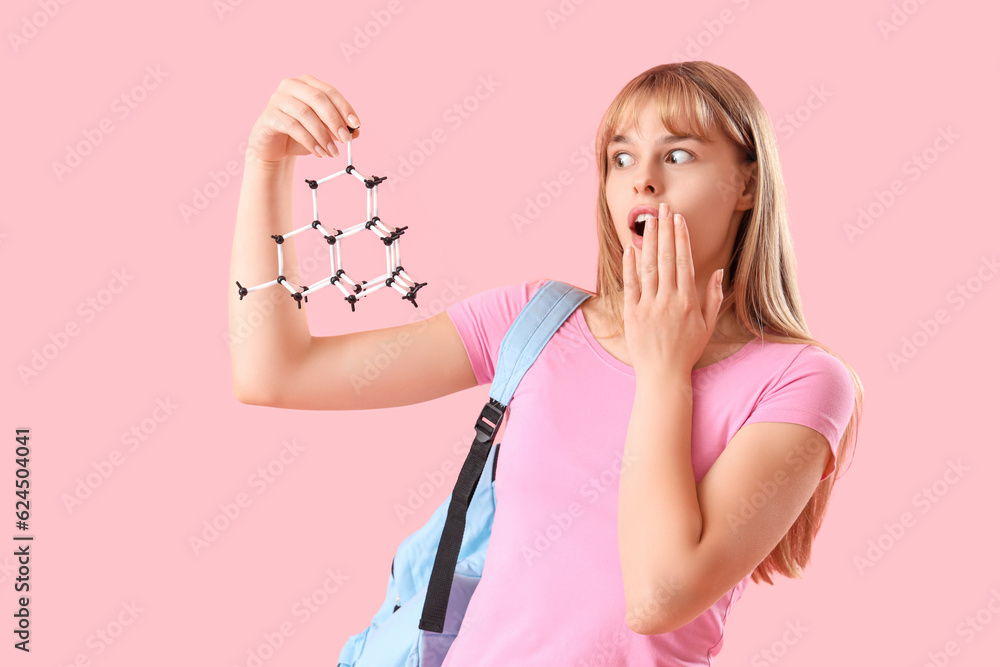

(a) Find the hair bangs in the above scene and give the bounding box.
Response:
[598,72,719,176]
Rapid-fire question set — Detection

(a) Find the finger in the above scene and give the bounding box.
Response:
[269,109,326,158]
[278,77,351,156]
[640,205,659,296]
[274,89,338,157]
[297,74,362,139]
[623,244,639,308]
[702,268,725,334]
[658,202,677,293]
[673,211,694,297]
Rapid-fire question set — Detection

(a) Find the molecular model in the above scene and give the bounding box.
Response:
[235,128,427,312]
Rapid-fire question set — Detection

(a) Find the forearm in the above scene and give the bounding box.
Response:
[228,154,311,400]
[618,371,703,630]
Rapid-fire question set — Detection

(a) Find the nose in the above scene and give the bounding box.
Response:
[632,162,661,195]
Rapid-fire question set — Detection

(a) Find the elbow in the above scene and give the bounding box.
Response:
[625,580,689,636]
[625,602,680,636]
[232,362,274,406]
[233,379,270,406]
[626,604,667,636]
[627,617,681,637]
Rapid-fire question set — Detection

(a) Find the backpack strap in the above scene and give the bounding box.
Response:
[418,279,591,633]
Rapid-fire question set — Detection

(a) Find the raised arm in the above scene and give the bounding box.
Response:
[228,75,477,410]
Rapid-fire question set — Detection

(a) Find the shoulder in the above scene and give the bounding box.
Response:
[750,340,852,386]
[443,278,552,385]
[739,342,857,481]
[750,342,856,433]
[781,344,855,399]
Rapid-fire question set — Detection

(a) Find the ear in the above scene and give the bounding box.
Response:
[735,160,758,212]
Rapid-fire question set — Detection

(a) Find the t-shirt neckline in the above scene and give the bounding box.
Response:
[571,306,763,377]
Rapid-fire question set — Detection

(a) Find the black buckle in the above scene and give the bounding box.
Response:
[474,399,506,441]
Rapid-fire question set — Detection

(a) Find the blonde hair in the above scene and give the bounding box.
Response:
[580,61,865,584]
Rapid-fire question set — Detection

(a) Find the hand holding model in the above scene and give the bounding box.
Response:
[247,74,363,163]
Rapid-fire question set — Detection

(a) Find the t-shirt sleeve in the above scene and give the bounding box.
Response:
[445,278,546,386]
[741,345,856,482]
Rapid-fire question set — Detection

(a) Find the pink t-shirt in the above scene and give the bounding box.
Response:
[440,278,855,666]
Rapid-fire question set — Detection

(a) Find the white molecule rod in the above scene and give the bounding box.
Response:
[235,128,427,312]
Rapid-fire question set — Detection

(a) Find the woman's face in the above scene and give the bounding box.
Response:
[604,98,756,293]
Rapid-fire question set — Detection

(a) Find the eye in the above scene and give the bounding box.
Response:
[610,149,694,169]
[611,152,634,169]
[666,149,694,164]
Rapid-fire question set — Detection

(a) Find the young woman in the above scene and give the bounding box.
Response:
[229,61,864,665]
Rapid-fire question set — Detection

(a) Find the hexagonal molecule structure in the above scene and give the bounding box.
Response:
[235,131,427,312]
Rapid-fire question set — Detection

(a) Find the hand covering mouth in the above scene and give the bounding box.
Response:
[631,212,658,236]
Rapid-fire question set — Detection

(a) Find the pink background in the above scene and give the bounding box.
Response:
[4,0,998,664]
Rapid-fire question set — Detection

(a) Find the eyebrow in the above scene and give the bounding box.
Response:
[608,133,707,148]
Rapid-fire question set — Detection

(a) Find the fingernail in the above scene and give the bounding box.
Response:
[327,142,339,157]
[674,213,683,226]
[348,114,360,127]
[338,127,351,143]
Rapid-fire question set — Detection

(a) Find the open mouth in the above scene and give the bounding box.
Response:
[632,212,657,237]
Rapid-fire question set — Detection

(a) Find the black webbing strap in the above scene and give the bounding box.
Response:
[418,398,505,633]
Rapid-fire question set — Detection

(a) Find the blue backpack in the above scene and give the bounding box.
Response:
[337,279,591,667]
